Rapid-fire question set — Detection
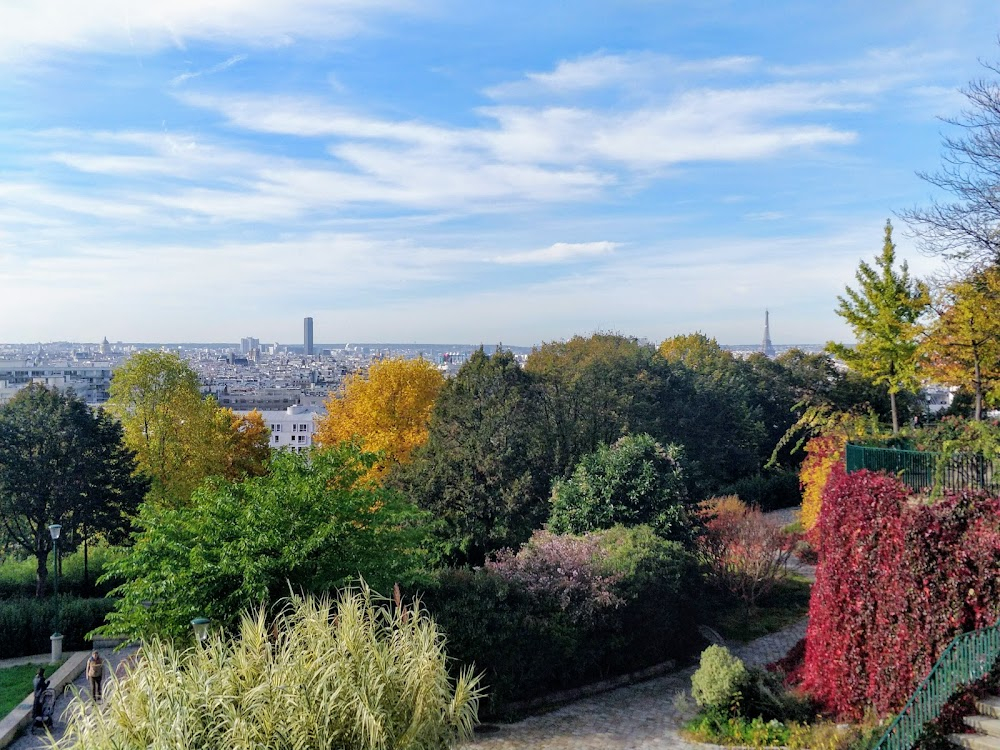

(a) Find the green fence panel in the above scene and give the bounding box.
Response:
[845,444,1000,495]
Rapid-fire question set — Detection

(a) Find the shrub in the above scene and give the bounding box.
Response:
[698,499,796,607]
[0,596,114,658]
[691,645,748,710]
[487,530,623,626]
[422,526,700,715]
[60,588,482,750]
[548,434,693,543]
[804,466,1000,719]
[0,545,122,599]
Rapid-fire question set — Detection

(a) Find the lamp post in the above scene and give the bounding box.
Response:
[191,617,211,645]
[48,524,61,597]
[48,524,63,663]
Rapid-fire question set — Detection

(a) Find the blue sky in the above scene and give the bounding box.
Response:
[2,1,999,346]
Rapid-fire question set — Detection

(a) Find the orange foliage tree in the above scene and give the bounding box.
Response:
[315,357,445,481]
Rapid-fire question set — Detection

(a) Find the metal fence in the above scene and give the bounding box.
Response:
[845,444,1000,495]
[872,624,1000,750]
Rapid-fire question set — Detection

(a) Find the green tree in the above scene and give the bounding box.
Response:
[548,434,693,542]
[100,445,430,640]
[107,351,219,505]
[0,385,145,596]
[393,349,551,566]
[526,334,660,475]
[657,334,769,491]
[827,221,930,433]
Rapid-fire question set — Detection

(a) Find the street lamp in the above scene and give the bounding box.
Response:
[48,524,62,663]
[191,617,211,644]
[48,525,61,597]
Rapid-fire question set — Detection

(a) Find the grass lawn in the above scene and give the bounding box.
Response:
[700,574,812,643]
[0,661,66,719]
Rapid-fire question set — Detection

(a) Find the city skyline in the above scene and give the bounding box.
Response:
[2,1,999,345]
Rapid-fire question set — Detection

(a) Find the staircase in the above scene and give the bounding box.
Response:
[950,697,1000,750]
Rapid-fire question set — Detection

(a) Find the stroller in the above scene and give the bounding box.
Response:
[31,688,55,734]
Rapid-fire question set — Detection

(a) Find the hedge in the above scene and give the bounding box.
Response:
[416,525,701,716]
[0,597,116,658]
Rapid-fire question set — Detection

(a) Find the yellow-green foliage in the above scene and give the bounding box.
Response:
[691,645,748,710]
[799,434,845,532]
[61,586,483,750]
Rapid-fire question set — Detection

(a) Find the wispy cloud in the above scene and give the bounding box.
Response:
[170,54,248,87]
[493,241,618,264]
[487,52,760,99]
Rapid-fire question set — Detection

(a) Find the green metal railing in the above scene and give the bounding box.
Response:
[872,624,1000,750]
[845,444,1000,495]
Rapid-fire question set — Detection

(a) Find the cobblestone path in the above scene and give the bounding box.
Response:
[459,617,807,750]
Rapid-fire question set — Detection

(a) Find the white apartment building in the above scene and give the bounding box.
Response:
[246,404,321,452]
[0,362,114,405]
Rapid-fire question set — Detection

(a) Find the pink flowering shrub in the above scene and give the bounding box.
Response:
[421,524,700,715]
[487,530,623,625]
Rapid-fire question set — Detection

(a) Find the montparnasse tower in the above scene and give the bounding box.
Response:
[762,310,776,358]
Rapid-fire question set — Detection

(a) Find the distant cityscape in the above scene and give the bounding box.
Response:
[0,316,831,450]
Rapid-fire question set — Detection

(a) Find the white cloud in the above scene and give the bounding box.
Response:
[0,1,414,64]
[486,52,760,99]
[493,241,618,265]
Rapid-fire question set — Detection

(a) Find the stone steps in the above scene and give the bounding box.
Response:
[949,697,1000,750]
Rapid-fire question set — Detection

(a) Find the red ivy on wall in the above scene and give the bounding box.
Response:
[803,466,1000,719]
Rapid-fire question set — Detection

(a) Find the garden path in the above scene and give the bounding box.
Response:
[459,617,808,750]
[7,646,138,750]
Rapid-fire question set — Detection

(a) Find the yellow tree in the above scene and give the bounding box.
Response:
[215,408,271,480]
[315,357,445,481]
[920,266,1000,420]
[109,352,271,505]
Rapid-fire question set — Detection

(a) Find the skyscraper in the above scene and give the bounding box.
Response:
[303,317,314,355]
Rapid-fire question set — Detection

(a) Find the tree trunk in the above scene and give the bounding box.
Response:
[974,357,984,421]
[35,550,47,598]
[890,391,900,434]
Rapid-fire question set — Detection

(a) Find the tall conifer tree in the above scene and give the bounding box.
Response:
[827,221,929,433]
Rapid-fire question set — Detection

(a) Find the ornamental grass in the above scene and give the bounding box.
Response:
[59,585,483,750]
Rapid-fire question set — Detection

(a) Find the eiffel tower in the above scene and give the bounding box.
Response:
[762,310,776,358]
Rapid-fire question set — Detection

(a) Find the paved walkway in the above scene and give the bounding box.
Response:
[7,646,138,750]
[459,617,807,750]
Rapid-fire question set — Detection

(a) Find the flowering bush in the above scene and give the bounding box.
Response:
[487,530,623,626]
[422,525,699,714]
[803,466,1000,719]
[698,497,796,607]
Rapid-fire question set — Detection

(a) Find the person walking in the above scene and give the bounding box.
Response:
[32,667,48,717]
[86,650,104,702]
